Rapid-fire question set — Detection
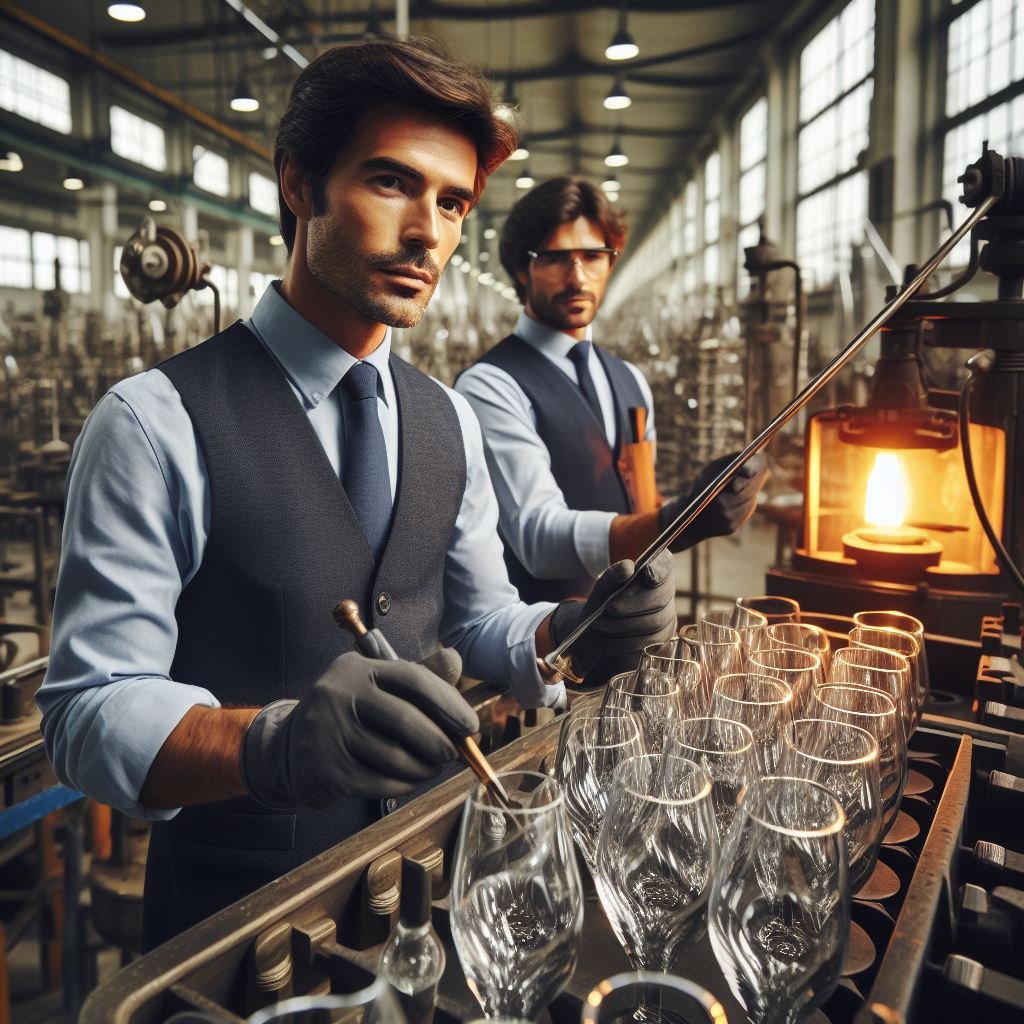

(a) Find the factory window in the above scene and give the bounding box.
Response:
[738,97,768,298]
[0,226,32,288]
[195,264,238,310]
[249,271,276,300]
[703,150,721,287]
[113,246,130,298]
[249,172,278,216]
[0,49,72,134]
[32,232,91,294]
[943,1,1024,262]
[110,105,167,172]
[796,0,875,290]
[682,180,697,257]
[193,146,230,196]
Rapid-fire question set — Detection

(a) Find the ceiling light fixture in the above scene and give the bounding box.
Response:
[604,75,631,110]
[515,168,536,189]
[63,175,85,191]
[601,175,621,193]
[0,151,23,173]
[148,198,167,212]
[230,75,259,113]
[483,227,497,240]
[604,137,629,167]
[107,3,146,22]
[605,7,639,61]
[269,234,284,246]
[509,139,530,161]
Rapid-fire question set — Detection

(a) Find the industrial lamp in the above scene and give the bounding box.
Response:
[230,75,259,113]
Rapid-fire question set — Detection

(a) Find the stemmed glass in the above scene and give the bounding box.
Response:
[636,642,704,716]
[702,607,768,657]
[594,755,718,977]
[762,622,832,674]
[579,972,726,1024]
[853,610,929,711]
[813,683,906,836]
[711,674,794,776]
[678,624,743,709]
[849,624,925,728]
[602,671,690,752]
[555,707,646,869]
[709,777,850,1024]
[451,772,583,1022]
[664,716,757,842]
[737,595,801,625]
[829,645,915,741]
[747,647,824,716]
[245,977,404,1023]
[781,718,883,892]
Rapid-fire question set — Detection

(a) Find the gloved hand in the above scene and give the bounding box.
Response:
[548,550,677,686]
[660,452,768,552]
[418,645,463,686]
[242,651,479,808]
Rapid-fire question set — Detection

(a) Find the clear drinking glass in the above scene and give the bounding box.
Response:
[781,718,883,893]
[579,971,727,1024]
[245,977,404,1023]
[555,707,646,868]
[602,671,689,753]
[853,610,929,711]
[746,647,824,718]
[709,777,849,1024]
[849,624,925,728]
[762,622,832,674]
[664,716,757,843]
[636,641,704,715]
[711,673,794,776]
[829,645,915,739]
[678,624,743,709]
[701,607,768,656]
[450,771,583,1022]
[737,595,801,625]
[813,683,906,836]
[594,755,718,976]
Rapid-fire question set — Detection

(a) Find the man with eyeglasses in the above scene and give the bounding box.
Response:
[456,176,767,604]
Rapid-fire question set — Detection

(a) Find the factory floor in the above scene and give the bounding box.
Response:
[3,520,780,1022]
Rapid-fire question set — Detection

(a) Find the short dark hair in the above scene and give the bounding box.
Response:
[499,176,628,301]
[274,37,518,252]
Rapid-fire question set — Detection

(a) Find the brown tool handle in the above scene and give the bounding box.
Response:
[619,440,659,513]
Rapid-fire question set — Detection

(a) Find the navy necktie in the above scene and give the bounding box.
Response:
[568,340,604,423]
[341,362,392,561]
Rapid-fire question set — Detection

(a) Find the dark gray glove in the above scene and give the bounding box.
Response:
[660,452,768,552]
[549,551,677,686]
[242,650,479,808]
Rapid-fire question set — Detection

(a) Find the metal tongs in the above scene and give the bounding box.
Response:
[543,185,1001,684]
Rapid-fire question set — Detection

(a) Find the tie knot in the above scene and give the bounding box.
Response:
[568,340,592,366]
[342,362,379,402]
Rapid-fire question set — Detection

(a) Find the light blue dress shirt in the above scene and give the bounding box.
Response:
[38,283,561,820]
[455,311,656,581]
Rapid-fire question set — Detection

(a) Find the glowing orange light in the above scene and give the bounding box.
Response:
[864,452,909,528]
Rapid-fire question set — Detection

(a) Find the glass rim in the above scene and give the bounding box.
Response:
[246,977,389,1023]
[563,710,643,749]
[849,625,920,657]
[665,715,755,755]
[714,672,793,706]
[469,769,565,815]
[833,644,911,673]
[748,647,823,671]
[786,717,879,765]
[816,683,898,718]
[738,776,846,837]
[617,752,712,806]
[702,607,768,631]
[581,971,728,1024]
[852,609,924,635]
[765,622,828,641]
[607,670,684,698]
[736,595,800,613]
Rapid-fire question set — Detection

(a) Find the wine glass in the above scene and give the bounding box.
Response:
[245,976,404,1023]
[829,645,915,740]
[664,716,757,842]
[781,718,883,893]
[637,641,704,714]
[594,755,718,976]
[602,671,689,753]
[849,624,925,728]
[678,624,743,708]
[747,647,824,716]
[813,683,906,836]
[737,595,801,625]
[709,777,849,1024]
[579,971,727,1024]
[555,707,646,869]
[711,674,794,776]
[762,622,832,674]
[702,607,768,657]
[853,610,929,711]
[451,772,583,1022]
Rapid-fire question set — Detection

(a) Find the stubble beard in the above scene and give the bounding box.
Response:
[529,286,598,333]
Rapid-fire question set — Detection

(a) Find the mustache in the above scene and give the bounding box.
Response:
[367,249,440,284]
[555,289,596,303]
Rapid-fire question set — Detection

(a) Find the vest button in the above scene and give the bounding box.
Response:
[376,591,392,615]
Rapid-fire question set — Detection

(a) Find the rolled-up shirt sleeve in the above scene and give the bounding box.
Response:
[37,380,218,819]
[437,385,564,709]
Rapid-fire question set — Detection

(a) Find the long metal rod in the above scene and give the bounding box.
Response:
[545,193,1000,679]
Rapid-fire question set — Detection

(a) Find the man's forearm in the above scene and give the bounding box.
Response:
[140,705,261,809]
[608,509,662,564]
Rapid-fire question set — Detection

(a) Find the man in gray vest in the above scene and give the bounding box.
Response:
[456,177,768,604]
[37,42,676,948]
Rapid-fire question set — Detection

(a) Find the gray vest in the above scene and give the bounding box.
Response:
[142,322,465,949]
[472,334,646,603]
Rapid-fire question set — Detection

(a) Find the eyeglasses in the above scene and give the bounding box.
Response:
[525,247,618,276]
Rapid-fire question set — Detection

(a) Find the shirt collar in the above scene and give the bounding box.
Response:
[246,281,392,408]
[514,310,593,361]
